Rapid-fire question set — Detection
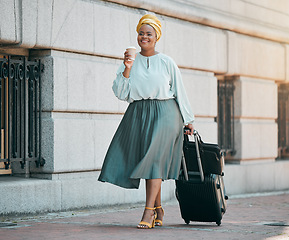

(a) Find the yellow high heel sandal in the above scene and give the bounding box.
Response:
[155,206,164,226]
[137,207,156,229]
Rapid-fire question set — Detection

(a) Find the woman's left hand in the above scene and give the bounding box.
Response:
[184,123,194,135]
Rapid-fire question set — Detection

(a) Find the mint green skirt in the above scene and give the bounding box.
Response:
[98,99,184,189]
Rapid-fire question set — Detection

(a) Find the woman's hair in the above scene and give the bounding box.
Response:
[136,14,162,41]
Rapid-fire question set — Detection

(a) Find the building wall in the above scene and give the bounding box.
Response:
[0,0,289,214]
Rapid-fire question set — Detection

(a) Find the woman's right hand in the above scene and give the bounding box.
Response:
[123,50,135,69]
[184,124,194,135]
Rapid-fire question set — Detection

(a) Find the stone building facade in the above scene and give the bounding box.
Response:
[0,0,289,214]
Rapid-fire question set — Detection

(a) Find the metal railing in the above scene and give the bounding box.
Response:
[0,55,45,176]
[218,79,236,156]
[277,84,289,159]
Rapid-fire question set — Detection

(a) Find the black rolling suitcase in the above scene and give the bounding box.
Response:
[175,130,228,226]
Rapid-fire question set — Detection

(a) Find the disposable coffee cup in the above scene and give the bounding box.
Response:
[126,46,136,61]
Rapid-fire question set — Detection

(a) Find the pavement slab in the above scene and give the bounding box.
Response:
[0,192,289,240]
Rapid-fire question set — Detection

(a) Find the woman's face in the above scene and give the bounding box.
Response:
[137,24,157,51]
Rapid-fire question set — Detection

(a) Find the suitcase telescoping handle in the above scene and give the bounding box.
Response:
[193,130,205,182]
[181,151,189,181]
[182,129,205,182]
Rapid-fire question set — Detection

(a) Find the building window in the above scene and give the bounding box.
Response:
[0,55,45,176]
[277,83,289,159]
[218,79,236,156]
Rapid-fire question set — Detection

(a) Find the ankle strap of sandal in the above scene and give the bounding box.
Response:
[155,206,162,209]
[145,207,156,210]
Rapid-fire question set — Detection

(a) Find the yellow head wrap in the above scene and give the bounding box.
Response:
[136,14,162,41]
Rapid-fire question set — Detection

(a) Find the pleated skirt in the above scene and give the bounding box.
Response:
[98,99,184,189]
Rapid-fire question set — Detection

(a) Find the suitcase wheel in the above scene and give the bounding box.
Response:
[185,219,190,225]
[216,220,221,226]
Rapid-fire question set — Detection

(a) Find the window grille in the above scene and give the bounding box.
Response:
[277,84,289,159]
[0,55,45,176]
[218,79,236,156]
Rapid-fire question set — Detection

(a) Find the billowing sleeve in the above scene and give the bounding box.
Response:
[112,63,131,101]
[169,59,195,125]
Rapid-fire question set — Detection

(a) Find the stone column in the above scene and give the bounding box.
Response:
[230,76,278,164]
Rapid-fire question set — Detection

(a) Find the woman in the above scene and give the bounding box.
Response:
[98,14,194,229]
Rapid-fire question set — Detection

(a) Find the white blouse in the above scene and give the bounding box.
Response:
[112,52,194,125]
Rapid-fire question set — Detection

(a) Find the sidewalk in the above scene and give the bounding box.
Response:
[0,192,289,240]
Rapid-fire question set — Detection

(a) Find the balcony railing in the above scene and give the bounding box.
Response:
[0,55,45,177]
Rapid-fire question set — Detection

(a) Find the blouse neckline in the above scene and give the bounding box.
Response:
[138,52,160,58]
